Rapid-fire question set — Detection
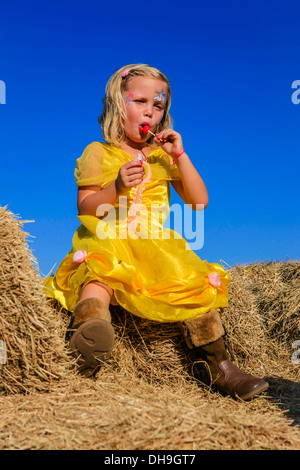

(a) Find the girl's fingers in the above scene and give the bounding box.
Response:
[127,171,145,182]
[129,160,144,167]
[127,165,144,175]
[123,161,144,171]
[155,129,184,157]
[131,177,143,186]
[156,129,177,140]
[120,162,143,178]
[128,174,144,184]
[124,165,145,184]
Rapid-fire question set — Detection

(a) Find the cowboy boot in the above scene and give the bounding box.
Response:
[67,297,115,377]
[179,309,269,400]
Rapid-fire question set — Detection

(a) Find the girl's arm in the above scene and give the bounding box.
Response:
[171,153,208,210]
[154,130,208,211]
[77,181,119,216]
[77,160,144,216]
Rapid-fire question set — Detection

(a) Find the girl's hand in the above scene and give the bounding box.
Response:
[154,129,184,159]
[115,160,145,195]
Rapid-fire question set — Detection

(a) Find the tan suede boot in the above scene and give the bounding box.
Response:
[179,309,269,400]
[67,297,115,377]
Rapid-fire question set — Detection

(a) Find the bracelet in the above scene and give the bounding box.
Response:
[173,148,185,165]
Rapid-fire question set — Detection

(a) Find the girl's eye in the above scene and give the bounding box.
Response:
[134,99,163,110]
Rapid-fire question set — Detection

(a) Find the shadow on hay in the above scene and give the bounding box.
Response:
[264,376,300,427]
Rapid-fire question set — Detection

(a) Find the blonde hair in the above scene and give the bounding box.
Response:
[99,64,172,146]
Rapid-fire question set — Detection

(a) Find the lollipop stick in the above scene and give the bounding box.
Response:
[147,129,156,137]
[140,124,165,142]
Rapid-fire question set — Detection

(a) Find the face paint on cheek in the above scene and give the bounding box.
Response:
[126,93,133,105]
[153,89,167,103]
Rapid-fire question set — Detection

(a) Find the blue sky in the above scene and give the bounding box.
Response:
[0,0,299,277]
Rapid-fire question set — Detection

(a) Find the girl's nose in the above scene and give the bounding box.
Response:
[144,105,153,117]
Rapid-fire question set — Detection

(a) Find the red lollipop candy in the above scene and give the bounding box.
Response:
[139,123,157,139]
[141,124,150,133]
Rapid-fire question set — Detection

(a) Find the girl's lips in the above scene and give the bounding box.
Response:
[139,123,151,133]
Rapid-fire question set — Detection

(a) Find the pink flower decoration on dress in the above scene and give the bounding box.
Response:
[73,250,87,263]
[208,272,221,288]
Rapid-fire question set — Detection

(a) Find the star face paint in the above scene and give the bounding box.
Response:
[153,89,166,103]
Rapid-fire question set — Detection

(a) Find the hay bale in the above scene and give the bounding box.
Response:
[0,206,299,449]
[0,204,298,399]
[0,206,71,395]
[107,306,193,386]
[221,261,300,374]
[1,375,299,450]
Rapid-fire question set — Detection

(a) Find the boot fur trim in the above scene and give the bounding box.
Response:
[73,297,111,326]
[179,309,225,349]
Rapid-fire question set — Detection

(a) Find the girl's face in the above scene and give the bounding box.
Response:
[122,76,167,145]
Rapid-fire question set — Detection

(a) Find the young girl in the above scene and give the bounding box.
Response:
[44,64,269,400]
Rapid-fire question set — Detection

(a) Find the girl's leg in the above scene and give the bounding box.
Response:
[79,280,113,307]
[69,281,115,377]
[179,310,269,400]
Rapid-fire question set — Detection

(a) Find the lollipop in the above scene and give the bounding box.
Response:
[140,124,155,137]
[139,124,165,142]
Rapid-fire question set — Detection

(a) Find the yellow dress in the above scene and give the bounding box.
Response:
[44,142,230,322]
